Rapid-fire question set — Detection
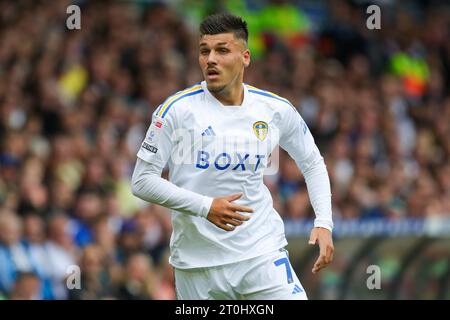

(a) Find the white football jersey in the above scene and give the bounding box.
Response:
[137,81,322,269]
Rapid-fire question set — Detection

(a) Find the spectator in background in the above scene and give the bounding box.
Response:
[116,252,158,300]
[0,211,36,296]
[45,214,77,299]
[134,206,167,265]
[154,251,176,300]
[22,213,54,299]
[9,272,41,300]
[68,244,116,300]
[71,189,104,247]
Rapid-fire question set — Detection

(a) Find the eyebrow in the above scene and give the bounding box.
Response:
[199,41,229,47]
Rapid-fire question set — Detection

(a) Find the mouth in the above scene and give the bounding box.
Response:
[206,69,220,80]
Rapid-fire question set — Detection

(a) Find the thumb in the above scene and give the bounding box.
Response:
[225,193,243,202]
[309,230,318,245]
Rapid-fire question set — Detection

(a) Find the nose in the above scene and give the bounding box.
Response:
[207,51,217,65]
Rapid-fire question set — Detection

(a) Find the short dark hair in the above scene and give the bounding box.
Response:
[200,13,248,43]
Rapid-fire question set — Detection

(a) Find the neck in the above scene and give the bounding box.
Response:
[210,78,244,106]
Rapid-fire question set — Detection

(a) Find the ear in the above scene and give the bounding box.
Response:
[243,49,251,68]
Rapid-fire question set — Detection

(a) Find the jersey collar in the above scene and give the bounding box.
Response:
[201,81,250,110]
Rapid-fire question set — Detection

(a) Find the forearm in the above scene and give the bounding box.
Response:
[295,147,333,231]
[131,158,213,218]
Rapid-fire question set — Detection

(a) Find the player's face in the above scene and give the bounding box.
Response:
[199,33,250,93]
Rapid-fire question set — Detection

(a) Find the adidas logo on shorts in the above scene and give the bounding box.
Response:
[292,284,303,294]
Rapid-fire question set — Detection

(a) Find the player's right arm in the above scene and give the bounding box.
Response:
[131,103,252,230]
[132,158,213,217]
[132,158,253,227]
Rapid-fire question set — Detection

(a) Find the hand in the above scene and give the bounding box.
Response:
[207,193,253,231]
[309,227,334,274]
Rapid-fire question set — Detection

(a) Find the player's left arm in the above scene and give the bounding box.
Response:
[278,104,334,274]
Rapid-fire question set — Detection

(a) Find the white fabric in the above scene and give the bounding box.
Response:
[174,249,307,300]
[132,81,333,269]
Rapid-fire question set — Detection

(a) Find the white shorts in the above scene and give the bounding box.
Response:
[174,248,307,300]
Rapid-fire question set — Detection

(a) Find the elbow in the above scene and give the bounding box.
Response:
[131,158,162,201]
[131,182,139,198]
[301,149,327,176]
[131,169,146,199]
[130,167,158,200]
[131,177,141,198]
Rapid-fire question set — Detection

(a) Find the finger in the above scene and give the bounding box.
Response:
[220,223,235,232]
[312,262,322,274]
[319,244,334,264]
[312,255,326,274]
[229,204,254,213]
[228,211,251,222]
[225,193,243,202]
[326,246,334,263]
[320,243,328,258]
[320,248,332,265]
[309,231,318,245]
[312,263,324,274]
[223,218,243,227]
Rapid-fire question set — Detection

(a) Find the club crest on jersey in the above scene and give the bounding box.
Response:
[253,121,268,141]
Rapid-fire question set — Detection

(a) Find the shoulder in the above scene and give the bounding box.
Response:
[245,84,296,111]
[153,83,204,119]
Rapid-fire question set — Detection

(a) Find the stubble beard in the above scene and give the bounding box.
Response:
[206,81,227,94]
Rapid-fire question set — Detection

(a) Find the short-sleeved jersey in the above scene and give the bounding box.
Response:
[137,81,316,269]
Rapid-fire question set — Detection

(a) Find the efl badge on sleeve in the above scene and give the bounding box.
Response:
[253,121,268,141]
[146,116,164,143]
[153,116,164,129]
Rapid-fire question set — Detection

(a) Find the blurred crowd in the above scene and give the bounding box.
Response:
[0,0,449,299]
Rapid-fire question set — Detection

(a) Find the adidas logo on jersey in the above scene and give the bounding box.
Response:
[292,284,303,294]
[201,126,216,136]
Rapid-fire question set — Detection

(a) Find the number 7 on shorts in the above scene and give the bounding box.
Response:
[274,257,294,284]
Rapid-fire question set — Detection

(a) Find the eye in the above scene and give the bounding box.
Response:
[200,49,209,55]
[217,48,229,54]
